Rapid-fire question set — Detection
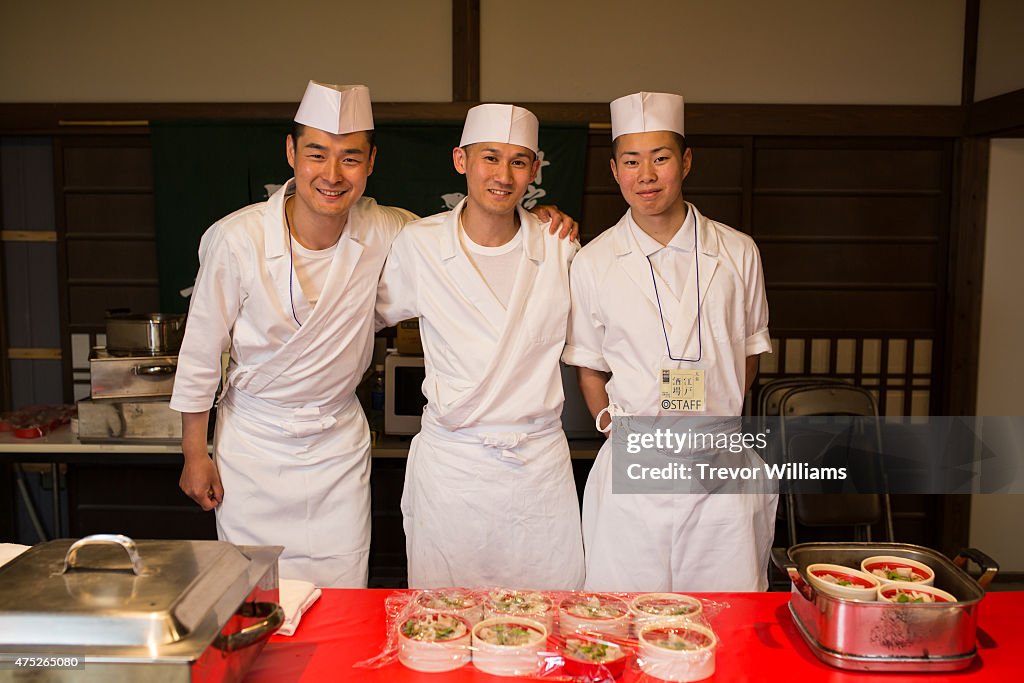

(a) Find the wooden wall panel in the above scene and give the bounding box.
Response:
[754,196,943,237]
[580,130,620,241]
[684,194,742,229]
[67,464,216,541]
[760,243,939,284]
[67,240,159,281]
[752,136,951,412]
[68,286,159,329]
[942,136,989,415]
[755,147,945,191]
[64,194,154,234]
[368,459,409,587]
[685,145,745,189]
[58,136,157,336]
[768,291,936,333]
[62,145,152,189]
[583,138,612,184]
[579,194,626,241]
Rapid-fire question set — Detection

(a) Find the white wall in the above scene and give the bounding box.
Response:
[481,0,964,104]
[0,1,967,105]
[975,0,1024,101]
[0,0,452,102]
[970,139,1024,572]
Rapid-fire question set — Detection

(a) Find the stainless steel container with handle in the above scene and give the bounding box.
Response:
[76,398,181,442]
[0,535,283,682]
[105,312,186,355]
[89,348,176,399]
[774,542,998,672]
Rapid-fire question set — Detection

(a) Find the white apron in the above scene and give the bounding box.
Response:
[582,429,777,592]
[563,205,776,592]
[377,200,585,589]
[404,420,583,589]
[214,390,370,588]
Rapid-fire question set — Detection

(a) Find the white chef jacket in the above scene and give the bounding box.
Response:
[376,199,585,590]
[562,202,777,592]
[171,180,415,587]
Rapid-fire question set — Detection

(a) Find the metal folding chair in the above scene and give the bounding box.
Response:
[756,376,848,425]
[778,385,895,544]
[755,378,849,520]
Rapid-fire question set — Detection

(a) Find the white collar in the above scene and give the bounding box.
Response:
[442,197,544,263]
[627,205,696,257]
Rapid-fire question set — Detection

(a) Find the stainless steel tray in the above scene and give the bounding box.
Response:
[774,542,998,672]
[90,348,177,399]
[77,398,181,442]
[0,535,282,683]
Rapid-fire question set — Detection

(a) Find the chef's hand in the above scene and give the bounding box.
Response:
[180,411,223,510]
[180,456,223,510]
[531,204,579,242]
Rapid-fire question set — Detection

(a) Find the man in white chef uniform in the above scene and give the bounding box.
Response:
[563,92,778,591]
[171,83,576,588]
[375,104,586,589]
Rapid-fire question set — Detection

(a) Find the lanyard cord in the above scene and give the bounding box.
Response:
[283,202,303,327]
[646,216,701,362]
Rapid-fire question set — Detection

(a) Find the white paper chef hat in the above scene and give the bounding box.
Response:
[459,103,539,153]
[294,81,373,135]
[610,91,685,140]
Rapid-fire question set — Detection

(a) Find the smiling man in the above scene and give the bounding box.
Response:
[375,104,585,589]
[563,91,777,592]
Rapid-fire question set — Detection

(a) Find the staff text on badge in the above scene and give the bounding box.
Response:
[660,368,706,411]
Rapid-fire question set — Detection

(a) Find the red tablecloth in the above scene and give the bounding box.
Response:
[245,589,1023,682]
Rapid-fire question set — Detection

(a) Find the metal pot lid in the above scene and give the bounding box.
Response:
[0,536,257,647]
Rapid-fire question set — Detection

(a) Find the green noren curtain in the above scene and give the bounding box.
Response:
[152,121,587,313]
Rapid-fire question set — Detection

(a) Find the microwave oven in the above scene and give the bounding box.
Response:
[384,353,427,435]
[383,352,601,438]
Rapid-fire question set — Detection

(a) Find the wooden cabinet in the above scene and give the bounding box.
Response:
[67,463,216,540]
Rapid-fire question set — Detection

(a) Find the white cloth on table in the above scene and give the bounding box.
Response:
[276,578,322,636]
[0,543,29,568]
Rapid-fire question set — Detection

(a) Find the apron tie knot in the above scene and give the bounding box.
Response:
[479,432,528,464]
[282,415,337,438]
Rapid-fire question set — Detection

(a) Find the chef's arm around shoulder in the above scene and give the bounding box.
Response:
[530,205,579,241]
[578,367,613,436]
[375,237,419,331]
[179,411,222,511]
